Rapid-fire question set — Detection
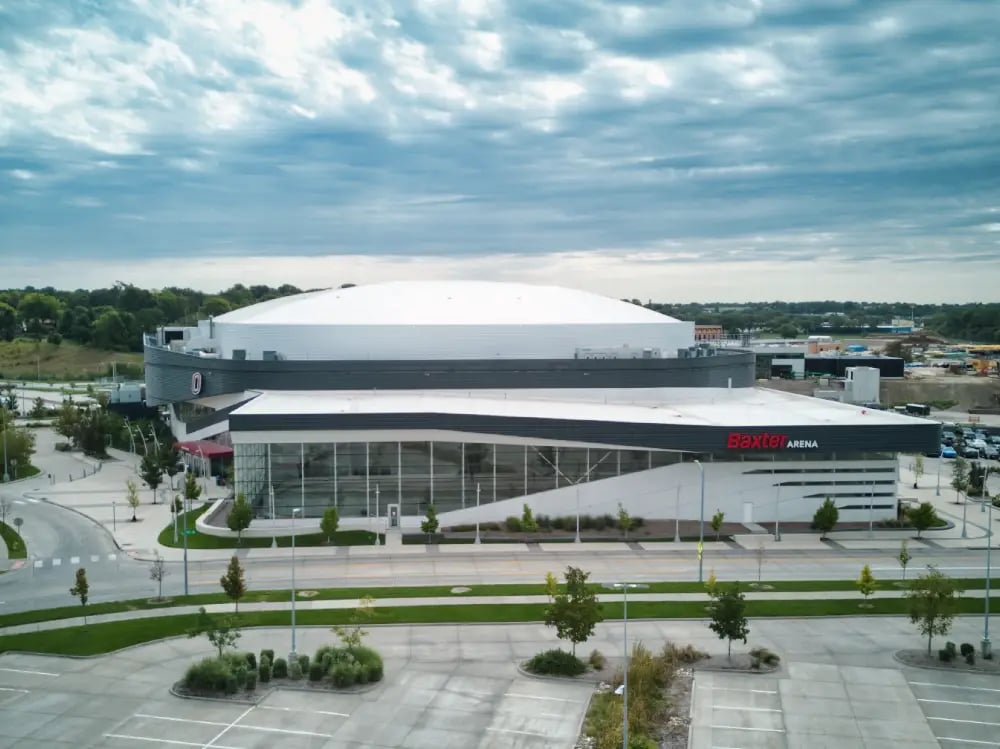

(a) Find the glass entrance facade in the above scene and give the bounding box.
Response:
[233,440,684,518]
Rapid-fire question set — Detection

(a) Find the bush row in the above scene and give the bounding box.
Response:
[450,514,645,534]
[939,641,979,665]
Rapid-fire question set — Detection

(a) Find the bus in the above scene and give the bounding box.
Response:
[904,403,931,416]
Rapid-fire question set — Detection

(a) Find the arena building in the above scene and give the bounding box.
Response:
[144,281,939,529]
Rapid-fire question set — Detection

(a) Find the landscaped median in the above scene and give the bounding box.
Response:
[0,520,27,559]
[1,583,998,657]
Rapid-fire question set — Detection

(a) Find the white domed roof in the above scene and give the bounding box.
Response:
[215,281,681,327]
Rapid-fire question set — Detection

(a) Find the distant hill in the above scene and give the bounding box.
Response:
[0,340,142,382]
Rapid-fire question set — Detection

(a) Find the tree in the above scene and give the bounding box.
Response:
[710,509,725,542]
[950,457,969,504]
[160,443,181,489]
[29,397,46,418]
[520,503,538,533]
[125,479,140,522]
[220,555,247,613]
[54,400,80,443]
[187,607,241,657]
[754,543,766,583]
[420,504,439,540]
[912,455,924,489]
[0,301,16,340]
[967,462,987,497]
[812,497,839,539]
[705,568,718,599]
[140,450,163,504]
[0,495,10,526]
[333,595,376,648]
[320,506,340,543]
[18,292,61,337]
[150,552,169,601]
[2,388,15,414]
[70,568,89,624]
[707,582,750,661]
[906,502,939,539]
[227,493,253,545]
[857,564,876,605]
[543,566,603,655]
[898,539,913,581]
[544,571,559,603]
[906,566,962,656]
[184,469,202,503]
[617,503,632,539]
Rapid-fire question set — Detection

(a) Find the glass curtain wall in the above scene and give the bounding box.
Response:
[238,440,682,518]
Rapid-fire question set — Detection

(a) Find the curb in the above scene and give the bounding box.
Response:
[36,497,122,551]
[892,648,999,674]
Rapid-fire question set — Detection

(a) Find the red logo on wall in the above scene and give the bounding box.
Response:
[727,432,788,449]
[191,372,203,396]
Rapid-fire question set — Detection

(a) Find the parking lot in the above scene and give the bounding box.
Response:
[0,626,594,748]
[908,671,1000,748]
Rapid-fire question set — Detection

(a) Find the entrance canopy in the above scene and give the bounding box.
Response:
[176,440,234,459]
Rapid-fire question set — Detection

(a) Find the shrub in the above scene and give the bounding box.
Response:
[330,661,359,688]
[592,514,607,531]
[244,671,257,691]
[184,657,240,694]
[536,514,553,531]
[965,652,975,665]
[661,642,709,666]
[939,648,953,662]
[588,649,606,670]
[309,662,324,682]
[525,649,586,677]
[297,654,310,673]
[749,647,781,669]
[54,442,72,452]
[288,659,303,680]
[960,643,975,658]
[244,652,257,670]
[579,514,594,530]
[258,659,272,683]
[272,657,288,679]
[505,516,522,532]
[551,516,567,531]
[632,516,645,528]
[260,649,274,665]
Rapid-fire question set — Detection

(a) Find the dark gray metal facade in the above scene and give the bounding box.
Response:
[144,344,755,405]
[228,411,941,455]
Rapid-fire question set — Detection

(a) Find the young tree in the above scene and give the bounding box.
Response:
[184,469,203,504]
[707,582,750,661]
[950,457,969,504]
[150,552,169,601]
[754,542,766,583]
[333,595,377,648]
[906,566,962,655]
[912,454,924,489]
[520,503,538,533]
[420,504,439,540]
[906,502,940,539]
[543,566,603,656]
[857,564,876,606]
[220,555,247,613]
[617,503,632,539]
[29,397,46,419]
[125,478,140,522]
[227,493,253,546]
[320,506,340,544]
[160,443,181,489]
[812,497,839,539]
[187,607,242,657]
[898,539,913,582]
[544,571,559,603]
[70,567,89,624]
[139,450,163,504]
[705,568,719,599]
[710,510,725,542]
[0,495,11,526]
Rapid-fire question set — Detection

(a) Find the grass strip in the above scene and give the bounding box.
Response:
[0,577,994,630]
[157,505,381,549]
[3,597,1000,657]
[0,521,27,559]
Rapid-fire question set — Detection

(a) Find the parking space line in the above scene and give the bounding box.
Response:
[104,735,242,749]
[699,686,778,695]
[910,681,1000,694]
[713,705,782,713]
[710,725,785,733]
[503,692,584,703]
[134,714,229,728]
[918,698,1000,709]
[239,724,335,738]
[938,738,1000,746]
[203,705,254,749]
[0,687,30,693]
[0,667,59,676]
[927,716,1000,727]
[255,704,349,718]
[487,727,548,737]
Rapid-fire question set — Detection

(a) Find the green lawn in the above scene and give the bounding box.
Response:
[0,577,993,631]
[0,521,26,559]
[157,505,381,549]
[2,596,1000,657]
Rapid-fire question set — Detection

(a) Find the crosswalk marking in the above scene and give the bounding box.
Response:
[51,558,61,566]
[70,556,80,565]
[33,560,42,568]
[90,555,100,562]
[27,554,123,569]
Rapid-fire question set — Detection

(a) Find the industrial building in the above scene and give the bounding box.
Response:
[144,281,938,529]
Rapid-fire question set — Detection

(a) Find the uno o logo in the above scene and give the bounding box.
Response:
[191,372,203,396]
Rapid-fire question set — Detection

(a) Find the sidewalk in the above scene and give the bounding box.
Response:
[1,587,994,638]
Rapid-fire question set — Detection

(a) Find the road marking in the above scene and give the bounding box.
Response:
[713,705,782,713]
[0,667,59,676]
[202,705,255,749]
[918,698,1000,709]
[13,500,24,505]
[33,560,42,568]
[104,735,241,749]
[710,725,785,733]
[255,704,349,718]
[927,716,1000,727]
[134,714,228,728]
[504,692,583,703]
[938,738,1000,746]
[70,556,80,565]
[51,558,61,566]
[700,686,779,695]
[0,687,30,693]
[91,555,100,562]
[910,681,1000,694]
[108,554,117,561]
[487,727,548,737]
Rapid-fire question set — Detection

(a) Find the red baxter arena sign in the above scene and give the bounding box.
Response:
[726,432,818,449]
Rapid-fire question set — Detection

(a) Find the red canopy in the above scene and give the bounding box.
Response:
[176,440,234,459]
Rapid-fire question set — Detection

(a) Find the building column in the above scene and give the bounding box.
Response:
[300,442,305,515]
[333,443,338,509]
[523,444,528,496]
[461,443,466,509]
[398,441,402,514]
[429,441,434,505]
[586,448,590,482]
[365,442,370,519]
[617,450,621,476]
[493,444,498,502]
[555,447,559,488]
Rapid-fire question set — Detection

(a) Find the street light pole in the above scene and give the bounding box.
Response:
[605,582,648,749]
[375,483,381,546]
[984,497,993,660]
[474,483,481,544]
[935,454,941,497]
[961,490,968,539]
[182,495,189,596]
[674,485,680,543]
[695,460,705,583]
[290,507,300,662]
[1,419,9,483]
[575,485,581,544]
[774,455,781,542]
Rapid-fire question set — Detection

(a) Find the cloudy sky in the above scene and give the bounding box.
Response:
[1,0,998,302]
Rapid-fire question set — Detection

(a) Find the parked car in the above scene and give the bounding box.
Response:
[941,445,958,459]
[983,444,999,460]
[961,445,980,459]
